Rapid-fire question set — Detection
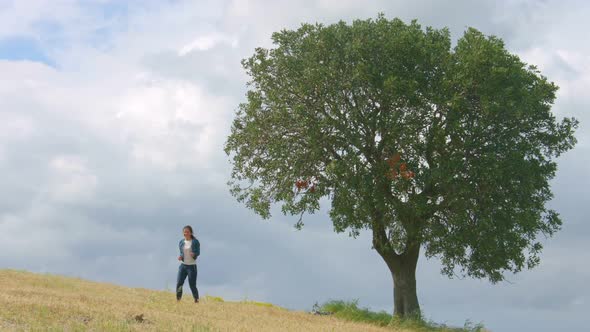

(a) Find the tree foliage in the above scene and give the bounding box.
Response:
[224,15,579,283]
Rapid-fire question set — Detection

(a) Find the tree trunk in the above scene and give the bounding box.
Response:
[374,236,421,318]
[391,251,420,318]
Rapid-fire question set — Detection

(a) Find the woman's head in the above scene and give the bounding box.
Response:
[183,225,195,239]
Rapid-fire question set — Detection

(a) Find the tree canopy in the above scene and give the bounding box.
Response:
[224,15,578,316]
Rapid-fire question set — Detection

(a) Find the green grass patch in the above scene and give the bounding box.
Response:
[203,295,225,302]
[242,300,283,309]
[314,300,486,332]
[315,300,391,326]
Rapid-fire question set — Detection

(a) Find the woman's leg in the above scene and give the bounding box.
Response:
[176,264,188,300]
[187,264,199,302]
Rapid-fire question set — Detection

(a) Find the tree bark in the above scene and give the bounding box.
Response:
[390,245,420,318]
[373,224,421,318]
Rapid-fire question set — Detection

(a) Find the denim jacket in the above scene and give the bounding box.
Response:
[179,237,200,260]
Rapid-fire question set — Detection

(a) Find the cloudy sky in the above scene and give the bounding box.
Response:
[0,0,588,331]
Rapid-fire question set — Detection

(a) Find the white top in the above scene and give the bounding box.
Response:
[182,240,196,265]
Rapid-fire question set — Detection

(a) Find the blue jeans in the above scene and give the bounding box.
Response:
[176,264,199,301]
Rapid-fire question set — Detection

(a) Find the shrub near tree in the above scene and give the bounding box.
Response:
[224,15,579,318]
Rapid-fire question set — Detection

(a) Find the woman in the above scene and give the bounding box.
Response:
[176,225,200,303]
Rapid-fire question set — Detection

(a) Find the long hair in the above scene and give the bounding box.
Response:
[183,225,196,239]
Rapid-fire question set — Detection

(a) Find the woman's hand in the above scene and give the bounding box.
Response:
[191,253,196,258]
[178,256,182,261]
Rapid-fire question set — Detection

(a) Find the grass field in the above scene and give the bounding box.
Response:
[0,269,485,331]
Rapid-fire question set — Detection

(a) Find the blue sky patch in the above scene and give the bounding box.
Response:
[0,36,55,67]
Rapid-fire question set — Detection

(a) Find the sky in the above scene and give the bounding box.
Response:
[0,0,588,331]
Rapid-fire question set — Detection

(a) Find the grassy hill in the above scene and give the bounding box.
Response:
[0,269,485,331]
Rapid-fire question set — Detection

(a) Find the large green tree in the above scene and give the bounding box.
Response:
[224,15,578,317]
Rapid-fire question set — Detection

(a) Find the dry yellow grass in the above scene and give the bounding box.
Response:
[0,269,412,332]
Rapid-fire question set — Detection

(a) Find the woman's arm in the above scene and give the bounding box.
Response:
[192,239,200,258]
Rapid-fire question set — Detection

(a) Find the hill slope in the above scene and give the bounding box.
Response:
[0,269,409,331]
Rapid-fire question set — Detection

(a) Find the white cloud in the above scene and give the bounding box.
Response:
[178,33,238,56]
[116,77,230,171]
[0,113,36,141]
[46,155,98,203]
[0,0,80,38]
